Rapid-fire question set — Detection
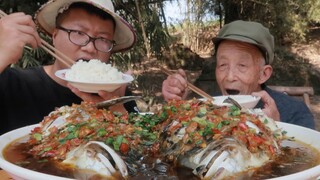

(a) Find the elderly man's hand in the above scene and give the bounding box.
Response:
[252,91,280,121]
[162,69,188,101]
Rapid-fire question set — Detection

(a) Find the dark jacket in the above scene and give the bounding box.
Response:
[256,86,315,129]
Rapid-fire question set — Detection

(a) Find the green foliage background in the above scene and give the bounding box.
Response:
[1,0,320,70]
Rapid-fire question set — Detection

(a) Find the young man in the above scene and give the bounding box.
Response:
[0,0,137,134]
[162,20,315,129]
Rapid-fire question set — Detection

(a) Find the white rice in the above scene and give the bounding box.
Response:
[65,59,123,83]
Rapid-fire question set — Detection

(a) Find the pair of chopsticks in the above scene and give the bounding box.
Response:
[160,67,214,102]
[0,10,73,68]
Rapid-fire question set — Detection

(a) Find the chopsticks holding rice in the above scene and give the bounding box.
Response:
[160,67,214,102]
[0,10,73,68]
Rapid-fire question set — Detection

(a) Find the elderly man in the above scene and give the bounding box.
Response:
[162,20,315,129]
[0,0,136,134]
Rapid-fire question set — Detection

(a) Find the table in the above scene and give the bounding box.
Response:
[0,170,12,179]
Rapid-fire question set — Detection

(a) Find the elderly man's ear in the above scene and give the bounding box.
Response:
[258,65,273,84]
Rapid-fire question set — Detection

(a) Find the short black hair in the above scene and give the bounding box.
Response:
[56,2,116,28]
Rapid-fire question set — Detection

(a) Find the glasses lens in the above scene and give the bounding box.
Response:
[67,29,114,53]
[69,31,90,46]
[94,39,114,52]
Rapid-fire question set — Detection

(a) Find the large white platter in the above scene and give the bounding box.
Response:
[0,122,320,180]
[0,125,72,180]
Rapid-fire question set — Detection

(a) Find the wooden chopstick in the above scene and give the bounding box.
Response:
[40,40,73,67]
[0,10,73,68]
[160,67,214,102]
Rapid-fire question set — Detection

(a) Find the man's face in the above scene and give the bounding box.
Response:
[52,7,115,68]
[215,40,267,95]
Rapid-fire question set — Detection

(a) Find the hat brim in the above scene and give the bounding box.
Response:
[213,36,269,64]
[35,0,136,52]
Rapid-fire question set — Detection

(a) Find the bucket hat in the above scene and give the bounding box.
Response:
[35,0,136,52]
[213,20,274,64]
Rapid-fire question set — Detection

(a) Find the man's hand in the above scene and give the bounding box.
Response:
[0,13,41,72]
[68,71,132,113]
[252,91,280,121]
[68,83,127,113]
[162,69,188,101]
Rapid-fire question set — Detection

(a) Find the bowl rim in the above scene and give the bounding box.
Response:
[213,95,261,102]
[55,69,134,85]
[200,95,261,108]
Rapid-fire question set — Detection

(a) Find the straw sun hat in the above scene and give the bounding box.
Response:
[35,0,136,52]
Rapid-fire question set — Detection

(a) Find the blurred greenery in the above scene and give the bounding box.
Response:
[1,0,320,68]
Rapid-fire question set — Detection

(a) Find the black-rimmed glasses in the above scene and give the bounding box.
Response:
[57,26,115,53]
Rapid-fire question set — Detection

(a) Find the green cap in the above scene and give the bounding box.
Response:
[213,20,275,64]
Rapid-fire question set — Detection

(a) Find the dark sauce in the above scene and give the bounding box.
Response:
[250,139,320,179]
[3,141,75,178]
[3,138,320,180]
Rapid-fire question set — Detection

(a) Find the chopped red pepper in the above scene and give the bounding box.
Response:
[120,143,129,154]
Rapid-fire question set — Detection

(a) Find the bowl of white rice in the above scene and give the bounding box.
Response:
[55,59,134,93]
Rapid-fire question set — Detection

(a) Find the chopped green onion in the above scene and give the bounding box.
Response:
[105,137,114,145]
[217,122,223,129]
[33,133,42,141]
[182,103,191,110]
[113,135,124,151]
[196,140,203,145]
[43,147,52,152]
[192,117,207,126]
[229,106,241,116]
[197,107,207,117]
[113,111,123,117]
[97,128,107,137]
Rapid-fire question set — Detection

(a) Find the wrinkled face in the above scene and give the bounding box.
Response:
[215,40,271,95]
[52,8,115,68]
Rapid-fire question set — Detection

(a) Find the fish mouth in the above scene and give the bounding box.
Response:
[225,89,240,95]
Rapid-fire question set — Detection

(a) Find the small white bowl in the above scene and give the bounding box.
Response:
[211,95,261,109]
[55,69,134,93]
